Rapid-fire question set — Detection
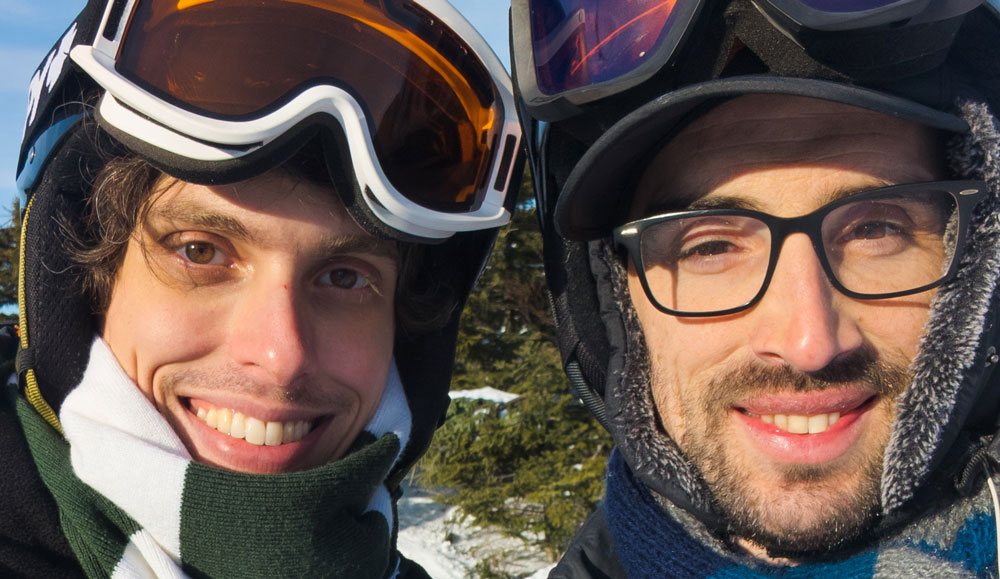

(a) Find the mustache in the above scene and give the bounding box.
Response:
[160,366,352,408]
[702,345,912,409]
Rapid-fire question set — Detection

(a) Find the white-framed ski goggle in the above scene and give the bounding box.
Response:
[72,0,522,240]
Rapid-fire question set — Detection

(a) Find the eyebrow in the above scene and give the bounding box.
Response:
[146,201,399,261]
[821,180,896,205]
[149,202,252,240]
[317,235,399,262]
[650,179,900,215]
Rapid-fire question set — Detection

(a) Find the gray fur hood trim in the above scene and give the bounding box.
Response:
[598,240,718,517]
[599,98,1000,527]
[883,100,1000,514]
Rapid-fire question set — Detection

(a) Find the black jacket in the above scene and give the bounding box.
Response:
[0,381,84,578]
[550,509,625,579]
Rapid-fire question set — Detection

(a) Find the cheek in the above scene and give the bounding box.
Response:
[629,275,739,382]
[103,252,225,391]
[314,304,395,399]
[628,271,755,444]
[854,299,931,361]
[628,275,702,439]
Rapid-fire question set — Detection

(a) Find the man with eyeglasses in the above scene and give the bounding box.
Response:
[512,0,1000,576]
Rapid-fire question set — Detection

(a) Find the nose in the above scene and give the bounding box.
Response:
[748,234,863,372]
[227,276,315,385]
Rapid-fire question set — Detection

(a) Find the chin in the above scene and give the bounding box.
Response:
[713,461,883,557]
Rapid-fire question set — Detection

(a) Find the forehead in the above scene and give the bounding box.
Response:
[149,170,347,232]
[152,169,336,214]
[142,169,398,259]
[631,94,946,216]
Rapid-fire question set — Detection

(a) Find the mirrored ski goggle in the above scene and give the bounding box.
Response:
[512,0,981,121]
[71,0,521,240]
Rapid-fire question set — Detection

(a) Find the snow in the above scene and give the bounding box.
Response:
[397,485,555,578]
[449,387,520,404]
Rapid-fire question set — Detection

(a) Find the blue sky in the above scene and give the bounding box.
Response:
[0,0,512,227]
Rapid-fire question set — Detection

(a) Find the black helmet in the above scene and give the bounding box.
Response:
[16,0,523,477]
[512,0,1000,527]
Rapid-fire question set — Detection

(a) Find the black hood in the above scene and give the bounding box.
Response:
[518,0,1000,535]
[594,98,1000,525]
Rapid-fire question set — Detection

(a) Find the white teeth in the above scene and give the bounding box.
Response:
[194,406,312,445]
[245,417,266,445]
[755,411,842,434]
[787,415,809,434]
[229,412,246,439]
[264,421,282,446]
[216,408,232,435]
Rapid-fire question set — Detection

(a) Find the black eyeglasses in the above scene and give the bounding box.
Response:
[613,181,987,317]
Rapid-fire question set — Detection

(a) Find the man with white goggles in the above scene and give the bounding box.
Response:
[513,0,981,121]
[68,0,522,241]
[4,0,523,576]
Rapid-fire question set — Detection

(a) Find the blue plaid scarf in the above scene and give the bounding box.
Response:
[604,449,999,578]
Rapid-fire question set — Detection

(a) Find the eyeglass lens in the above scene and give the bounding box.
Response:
[637,189,958,314]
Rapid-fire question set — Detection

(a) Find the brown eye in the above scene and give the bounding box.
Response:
[183,242,217,265]
[320,268,370,289]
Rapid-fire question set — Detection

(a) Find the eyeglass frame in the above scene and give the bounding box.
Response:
[613,180,988,318]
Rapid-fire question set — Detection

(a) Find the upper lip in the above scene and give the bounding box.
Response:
[182,396,325,424]
[736,389,877,416]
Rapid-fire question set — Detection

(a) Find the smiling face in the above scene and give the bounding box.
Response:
[101,170,398,474]
[627,95,946,557]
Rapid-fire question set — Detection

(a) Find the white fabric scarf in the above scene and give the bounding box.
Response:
[59,337,412,578]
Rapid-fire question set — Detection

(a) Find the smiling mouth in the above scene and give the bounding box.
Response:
[740,410,841,434]
[737,395,877,435]
[192,404,318,446]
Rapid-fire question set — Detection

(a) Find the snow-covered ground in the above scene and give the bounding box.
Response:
[397,485,555,579]
[449,387,520,404]
[400,388,554,577]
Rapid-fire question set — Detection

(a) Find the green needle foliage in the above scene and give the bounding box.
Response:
[415,172,612,562]
[0,199,21,319]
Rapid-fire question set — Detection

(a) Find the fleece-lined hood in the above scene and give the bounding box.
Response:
[518,0,1000,537]
[593,97,1000,529]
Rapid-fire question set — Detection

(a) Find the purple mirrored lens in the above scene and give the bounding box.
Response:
[795,0,909,12]
[529,0,685,95]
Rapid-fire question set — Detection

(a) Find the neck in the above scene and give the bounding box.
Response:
[733,537,796,566]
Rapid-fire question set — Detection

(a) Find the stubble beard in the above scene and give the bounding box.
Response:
[665,348,912,557]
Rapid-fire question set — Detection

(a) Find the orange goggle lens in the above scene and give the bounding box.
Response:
[116,0,503,212]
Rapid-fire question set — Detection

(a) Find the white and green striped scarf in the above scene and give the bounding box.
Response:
[16,337,413,578]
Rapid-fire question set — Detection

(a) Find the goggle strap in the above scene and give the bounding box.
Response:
[732,4,963,82]
[100,119,306,187]
[316,130,432,243]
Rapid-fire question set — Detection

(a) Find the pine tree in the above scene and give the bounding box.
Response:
[416,171,612,562]
[0,199,22,320]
